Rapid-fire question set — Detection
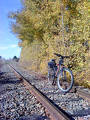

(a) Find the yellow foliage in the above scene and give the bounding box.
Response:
[9,0,90,87]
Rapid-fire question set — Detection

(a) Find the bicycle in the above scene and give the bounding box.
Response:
[48,53,74,93]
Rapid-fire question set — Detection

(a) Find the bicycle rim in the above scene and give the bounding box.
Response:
[57,68,74,93]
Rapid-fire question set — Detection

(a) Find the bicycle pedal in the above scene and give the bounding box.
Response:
[52,81,56,86]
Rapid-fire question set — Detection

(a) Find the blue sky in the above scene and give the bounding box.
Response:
[0,0,22,59]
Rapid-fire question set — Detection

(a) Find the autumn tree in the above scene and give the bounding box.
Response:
[9,0,90,87]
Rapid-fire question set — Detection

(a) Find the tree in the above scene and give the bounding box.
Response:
[9,0,90,87]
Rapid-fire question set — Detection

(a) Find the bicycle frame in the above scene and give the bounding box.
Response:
[55,57,65,77]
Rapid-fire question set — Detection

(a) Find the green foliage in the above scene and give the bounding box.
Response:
[9,0,90,87]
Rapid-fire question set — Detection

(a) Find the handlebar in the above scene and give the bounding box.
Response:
[54,53,71,59]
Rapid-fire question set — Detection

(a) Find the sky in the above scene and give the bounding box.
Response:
[0,0,22,59]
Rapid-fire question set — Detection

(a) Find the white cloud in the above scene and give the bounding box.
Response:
[0,44,18,50]
[10,44,17,48]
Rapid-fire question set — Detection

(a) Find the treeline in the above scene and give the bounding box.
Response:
[9,0,90,87]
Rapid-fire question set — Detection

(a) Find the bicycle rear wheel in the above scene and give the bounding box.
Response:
[57,68,74,93]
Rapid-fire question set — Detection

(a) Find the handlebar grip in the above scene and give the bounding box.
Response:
[64,56,70,58]
[54,53,62,57]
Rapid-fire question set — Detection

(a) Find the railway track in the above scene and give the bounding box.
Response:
[7,63,90,120]
[8,64,74,120]
[0,64,49,120]
[8,63,90,120]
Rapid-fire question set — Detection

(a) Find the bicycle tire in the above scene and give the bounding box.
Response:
[48,68,54,80]
[57,67,74,93]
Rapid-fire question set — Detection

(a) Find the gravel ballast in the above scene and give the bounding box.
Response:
[10,61,90,120]
[0,62,49,120]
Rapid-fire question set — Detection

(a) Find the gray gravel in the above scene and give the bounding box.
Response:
[10,61,90,120]
[0,62,49,120]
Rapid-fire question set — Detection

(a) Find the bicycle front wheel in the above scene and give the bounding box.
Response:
[57,68,74,93]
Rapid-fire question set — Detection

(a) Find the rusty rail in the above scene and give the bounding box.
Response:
[76,88,90,102]
[8,64,74,120]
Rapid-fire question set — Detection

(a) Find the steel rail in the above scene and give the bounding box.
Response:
[8,64,74,120]
[76,88,90,102]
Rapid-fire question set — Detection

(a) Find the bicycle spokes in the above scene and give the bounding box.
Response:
[58,69,73,91]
